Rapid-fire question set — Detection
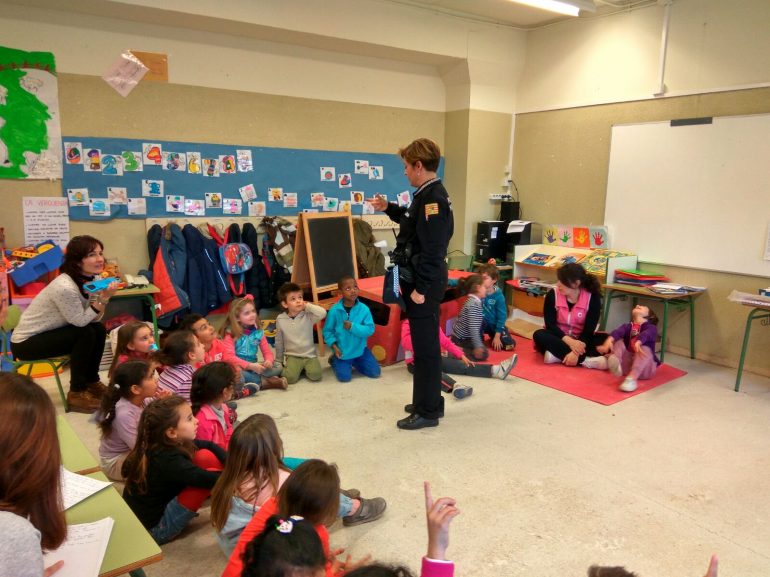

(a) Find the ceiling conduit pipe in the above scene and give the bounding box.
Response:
[654,0,673,97]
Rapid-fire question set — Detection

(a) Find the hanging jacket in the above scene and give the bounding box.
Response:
[182,224,231,314]
[242,222,271,310]
[150,224,190,327]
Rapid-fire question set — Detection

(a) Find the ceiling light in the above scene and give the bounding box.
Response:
[508,0,596,17]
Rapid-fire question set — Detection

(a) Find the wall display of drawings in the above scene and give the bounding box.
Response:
[0,45,63,179]
[541,224,609,249]
[61,136,441,220]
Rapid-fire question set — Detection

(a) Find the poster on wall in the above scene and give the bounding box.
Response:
[22,196,70,248]
[0,45,63,179]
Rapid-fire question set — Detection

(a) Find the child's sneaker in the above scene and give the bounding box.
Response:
[441,381,454,394]
[453,384,474,400]
[493,354,518,380]
[236,384,259,399]
[543,351,561,364]
[342,497,387,527]
[619,377,638,392]
[607,355,623,377]
[582,356,608,370]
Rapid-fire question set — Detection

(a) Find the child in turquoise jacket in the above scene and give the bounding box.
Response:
[323,276,381,382]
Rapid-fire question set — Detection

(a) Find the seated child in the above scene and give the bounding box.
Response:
[323,276,381,383]
[122,396,225,544]
[108,320,157,378]
[274,282,327,384]
[210,414,386,558]
[450,274,489,361]
[98,359,167,481]
[220,296,288,392]
[156,330,206,401]
[401,319,516,400]
[191,362,236,451]
[594,304,661,392]
[477,263,516,351]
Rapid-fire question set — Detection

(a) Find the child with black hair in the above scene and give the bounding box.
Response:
[98,359,168,481]
[122,396,225,544]
[323,276,381,382]
[240,514,327,577]
[156,330,206,401]
[594,304,661,392]
[450,274,488,363]
[191,361,236,450]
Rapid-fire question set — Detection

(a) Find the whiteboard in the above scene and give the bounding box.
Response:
[604,114,770,278]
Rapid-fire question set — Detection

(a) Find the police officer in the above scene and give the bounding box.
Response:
[369,138,453,430]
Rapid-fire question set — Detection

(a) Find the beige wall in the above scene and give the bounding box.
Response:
[0,74,444,276]
[512,87,770,375]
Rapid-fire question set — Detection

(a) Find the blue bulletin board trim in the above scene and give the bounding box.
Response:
[61,136,444,221]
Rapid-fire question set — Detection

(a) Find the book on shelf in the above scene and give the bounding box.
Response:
[521,252,555,266]
[614,269,669,286]
[648,283,706,294]
[512,277,555,295]
[546,252,586,267]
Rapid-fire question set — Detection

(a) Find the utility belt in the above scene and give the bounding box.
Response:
[389,244,417,284]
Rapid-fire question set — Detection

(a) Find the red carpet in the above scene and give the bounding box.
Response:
[488,338,687,406]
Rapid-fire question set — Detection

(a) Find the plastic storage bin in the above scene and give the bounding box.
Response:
[7,244,63,287]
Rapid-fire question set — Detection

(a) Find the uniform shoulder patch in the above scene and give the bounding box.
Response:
[424,202,439,217]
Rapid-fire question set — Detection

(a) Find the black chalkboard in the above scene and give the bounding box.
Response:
[292,213,357,299]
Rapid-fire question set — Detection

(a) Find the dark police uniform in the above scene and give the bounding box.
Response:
[385,178,453,421]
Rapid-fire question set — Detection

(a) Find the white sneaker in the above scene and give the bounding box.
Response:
[607,355,622,377]
[582,356,608,370]
[619,377,638,392]
[543,351,561,364]
[494,354,518,380]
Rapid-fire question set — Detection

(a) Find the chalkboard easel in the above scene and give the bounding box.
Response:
[292,212,358,303]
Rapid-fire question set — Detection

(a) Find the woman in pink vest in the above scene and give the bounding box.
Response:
[533,263,606,367]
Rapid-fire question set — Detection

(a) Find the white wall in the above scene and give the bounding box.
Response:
[517,0,770,112]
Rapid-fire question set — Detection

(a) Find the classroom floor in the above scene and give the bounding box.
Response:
[48,351,770,577]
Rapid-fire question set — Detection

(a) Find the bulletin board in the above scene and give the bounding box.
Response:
[61,136,444,221]
[604,113,770,278]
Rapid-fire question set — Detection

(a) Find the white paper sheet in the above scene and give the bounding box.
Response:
[43,517,114,577]
[61,467,112,510]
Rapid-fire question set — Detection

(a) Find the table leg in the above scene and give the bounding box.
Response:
[689,296,695,359]
[735,308,770,392]
[600,289,613,330]
[660,300,669,362]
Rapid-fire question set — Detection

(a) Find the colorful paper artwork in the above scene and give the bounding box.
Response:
[311,192,325,207]
[219,155,236,174]
[368,165,383,180]
[186,152,201,174]
[338,200,351,213]
[83,149,101,172]
[320,167,336,181]
[354,159,369,174]
[205,192,222,208]
[89,198,110,217]
[184,199,205,216]
[65,142,82,164]
[142,179,164,197]
[362,201,374,215]
[572,227,590,248]
[522,253,555,266]
[163,152,186,171]
[350,191,364,205]
[397,190,410,207]
[589,227,608,248]
[166,195,184,213]
[222,198,242,215]
[142,143,163,165]
[127,197,146,215]
[101,154,123,176]
[121,151,143,172]
[268,187,283,202]
[107,187,128,204]
[202,158,219,177]
[239,183,257,202]
[248,201,266,217]
[283,192,298,208]
[67,188,89,206]
[542,225,610,249]
[323,197,339,212]
[0,46,63,179]
[338,173,352,188]
[236,150,253,172]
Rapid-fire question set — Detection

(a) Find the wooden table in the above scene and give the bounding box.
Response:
[111,284,161,342]
[733,301,770,392]
[65,472,163,577]
[58,415,100,475]
[600,283,705,362]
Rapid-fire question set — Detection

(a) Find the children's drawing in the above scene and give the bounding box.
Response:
[362,201,374,215]
[338,200,351,213]
[368,165,383,180]
[107,187,128,204]
[219,155,236,174]
[239,183,257,202]
[142,143,163,165]
[222,198,242,215]
[166,195,184,213]
[397,190,411,207]
[589,226,608,248]
[248,201,266,217]
[202,158,219,177]
[573,227,590,248]
[283,192,298,208]
[186,151,201,174]
[324,197,339,212]
[350,191,364,205]
[311,192,325,207]
[142,179,164,197]
[268,187,283,201]
[205,192,222,208]
[89,199,110,217]
[184,199,205,216]
[354,159,369,174]
[163,151,186,171]
[338,173,352,188]
[543,228,558,244]
[121,151,142,172]
[65,142,82,164]
[320,167,335,181]
[83,149,101,172]
[127,197,146,215]
[67,188,89,206]
[101,154,123,176]
[236,149,253,172]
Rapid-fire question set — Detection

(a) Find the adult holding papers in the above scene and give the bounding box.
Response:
[0,372,66,577]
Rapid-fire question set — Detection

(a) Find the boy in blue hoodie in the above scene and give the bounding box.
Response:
[478,263,516,351]
[323,276,381,382]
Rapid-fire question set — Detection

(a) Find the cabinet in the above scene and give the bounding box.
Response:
[510,244,637,319]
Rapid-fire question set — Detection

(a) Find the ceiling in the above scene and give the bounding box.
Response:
[390,0,644,29]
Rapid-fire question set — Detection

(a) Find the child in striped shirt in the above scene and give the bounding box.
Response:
[450,274,489,361]
[156,330,206,401]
